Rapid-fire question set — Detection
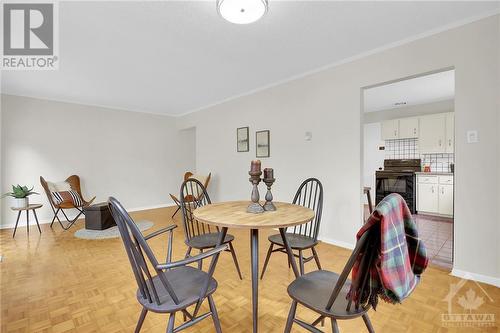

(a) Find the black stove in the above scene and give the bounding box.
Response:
[375,159,421,213]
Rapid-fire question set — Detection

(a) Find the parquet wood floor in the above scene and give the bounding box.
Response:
[1,206,498,332]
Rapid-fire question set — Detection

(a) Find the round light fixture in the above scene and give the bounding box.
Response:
[217,0,268,24]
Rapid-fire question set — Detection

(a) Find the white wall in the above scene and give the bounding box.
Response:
[363,123,384,197]
[177,15,500,283]
[0,95,194,227]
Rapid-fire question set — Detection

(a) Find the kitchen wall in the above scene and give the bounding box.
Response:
[0,95,195,227]
[384,138,454,173]
[177,15,500,284]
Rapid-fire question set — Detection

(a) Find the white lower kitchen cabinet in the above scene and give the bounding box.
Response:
[438,184,454,215]
[416,174,454,216]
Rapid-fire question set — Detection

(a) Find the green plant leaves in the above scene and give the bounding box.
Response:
[2,185,39,199]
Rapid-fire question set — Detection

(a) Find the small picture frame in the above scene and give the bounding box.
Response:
[237,127,249,152]
[256,130,270,158]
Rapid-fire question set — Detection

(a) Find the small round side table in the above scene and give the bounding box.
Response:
[11,204,43,238]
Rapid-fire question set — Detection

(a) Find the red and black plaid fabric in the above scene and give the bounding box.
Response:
[349,193,428,309]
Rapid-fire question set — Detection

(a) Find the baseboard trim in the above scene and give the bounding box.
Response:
[320,237,355,250]
[451,268,500,288]
[0,203,176,230]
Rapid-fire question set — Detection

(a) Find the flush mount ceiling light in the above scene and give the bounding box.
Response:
[217,0,268,24]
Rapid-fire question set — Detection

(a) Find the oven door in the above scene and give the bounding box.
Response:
[375,172,416,213]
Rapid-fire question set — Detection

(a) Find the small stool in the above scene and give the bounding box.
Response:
[11,204,43,238]
[84,202,115,230]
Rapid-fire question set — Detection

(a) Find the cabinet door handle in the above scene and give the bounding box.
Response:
[394,130,397,137]
[441,187,444,194]
[414,128,417,135]
[439,139,442,146]
[431,186,434,193]
[448,139,451,146]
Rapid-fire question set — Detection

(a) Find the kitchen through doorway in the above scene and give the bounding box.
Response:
[361,69,455,270]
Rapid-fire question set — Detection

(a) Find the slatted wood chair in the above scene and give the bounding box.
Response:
[180,178,243,280]
[284,228,377,333]
[261,178,323,278]
[108,196,228,333]
[170,172,211,218]
[40,175,96,230]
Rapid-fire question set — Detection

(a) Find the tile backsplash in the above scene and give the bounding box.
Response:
[384,138,454,172]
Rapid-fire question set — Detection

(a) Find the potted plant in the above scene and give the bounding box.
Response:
[2,185,39,208]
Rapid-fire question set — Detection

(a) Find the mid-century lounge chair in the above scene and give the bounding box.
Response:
[170,172,211,218]
[261,178,323,278]
[40,175,95,230]
[108,196,227,333]
[180,178,243,280]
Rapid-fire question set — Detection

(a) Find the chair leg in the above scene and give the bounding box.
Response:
[166,312,176,333]
[228,242,243,280]
[50,208,60,228]
[284,300,297,333]
[185,246,192,259]
[312,246,322,270]
[135,308,148,333]
[208,295,222,333]
[331,318,340,333]
[171,205,180,218]
[260,243,274,279]
[12,211,21,238]
[298,250,305,276]
[362,313,375,333]
[198,249,203,270]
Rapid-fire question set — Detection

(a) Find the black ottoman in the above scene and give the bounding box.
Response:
[84,202,115,230]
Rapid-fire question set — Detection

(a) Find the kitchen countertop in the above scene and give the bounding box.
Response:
[415,172,454,176]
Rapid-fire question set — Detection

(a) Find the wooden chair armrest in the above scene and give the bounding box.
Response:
[144,224,177,240]
[156,244,228,270]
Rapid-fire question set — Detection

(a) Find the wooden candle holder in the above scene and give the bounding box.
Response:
[263,178,276,211]
[247,170,264,214]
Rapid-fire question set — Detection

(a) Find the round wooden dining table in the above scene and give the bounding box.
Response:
[193,200,315,333]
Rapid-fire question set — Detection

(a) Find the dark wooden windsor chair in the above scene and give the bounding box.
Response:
[180,178,243,280]
[284,228,378,333]
[261,178,324,278]
[108,196,228,333]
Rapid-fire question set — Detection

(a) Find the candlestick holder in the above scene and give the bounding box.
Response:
[263,178,276,211]
[247,170,264,214]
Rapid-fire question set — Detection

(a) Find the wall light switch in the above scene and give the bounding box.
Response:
[305,131,312,141]
[466,130,478,143]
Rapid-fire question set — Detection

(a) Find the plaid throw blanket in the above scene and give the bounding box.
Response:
[349,193,428,309]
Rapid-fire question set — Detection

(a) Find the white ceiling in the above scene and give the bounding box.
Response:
[1,1,498,116]
[363,70,455,113]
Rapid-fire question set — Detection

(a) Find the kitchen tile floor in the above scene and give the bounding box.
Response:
[364,205,453,270]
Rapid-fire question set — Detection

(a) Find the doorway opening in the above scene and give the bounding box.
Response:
[361,69,455,270]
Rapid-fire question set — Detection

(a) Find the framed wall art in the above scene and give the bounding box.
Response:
[237,126,249,152]
[256,130,270,158]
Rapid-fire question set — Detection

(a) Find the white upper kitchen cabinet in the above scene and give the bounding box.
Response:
[399,117,419,139]
[445,112,454,153]
[381,119,399,140]
[419,113,447,153]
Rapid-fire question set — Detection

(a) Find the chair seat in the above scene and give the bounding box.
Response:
[287,270,369,319]
[137,266,217,313]
[187,233,235,249]
[268,233,317,250]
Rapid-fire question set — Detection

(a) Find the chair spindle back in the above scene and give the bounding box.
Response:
[108,197,179,306]
[180,179,215,242]
[291,178,323,241]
